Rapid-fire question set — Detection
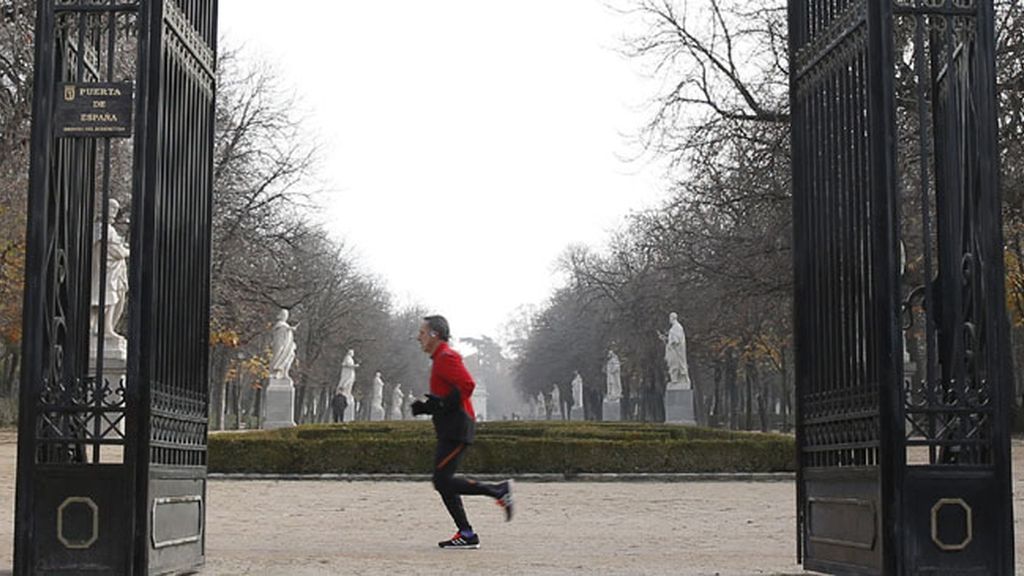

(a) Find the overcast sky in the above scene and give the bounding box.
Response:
[219,0,669,341]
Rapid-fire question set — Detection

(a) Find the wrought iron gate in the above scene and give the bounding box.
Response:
[789,0,1014,574]
[15,1,217,573]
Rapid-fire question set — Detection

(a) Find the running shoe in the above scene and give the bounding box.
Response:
[497,479,514,521]
[438,532,480,549]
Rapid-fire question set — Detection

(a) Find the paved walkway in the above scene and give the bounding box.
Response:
[0,434,1020,575]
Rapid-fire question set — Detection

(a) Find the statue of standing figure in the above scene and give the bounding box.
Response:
[661,312,691,390]
[551,385,562,420]
[605,350,622,401]
[269,309,298,382]
[571,371,584,409]
[91,198,130,344]
[370,372,386,420]
[337,350,358,395]
[335,349,358,422]
[389,383,404,420]
[401,389,413,416]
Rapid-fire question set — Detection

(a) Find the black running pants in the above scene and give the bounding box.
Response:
[432,440,500,532]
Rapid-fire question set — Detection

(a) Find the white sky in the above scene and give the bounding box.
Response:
[218,0,668,340]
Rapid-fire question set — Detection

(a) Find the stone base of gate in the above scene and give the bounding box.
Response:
[665,389,695,425]
[263,377,296,429]
[603,400,621,421]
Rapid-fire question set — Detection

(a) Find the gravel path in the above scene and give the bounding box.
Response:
[0,433,1019,575]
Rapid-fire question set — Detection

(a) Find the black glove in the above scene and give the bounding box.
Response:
[411,394,443,416]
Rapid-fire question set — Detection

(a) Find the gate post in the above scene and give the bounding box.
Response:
[789,1,1015,574]
[14,1,218,574]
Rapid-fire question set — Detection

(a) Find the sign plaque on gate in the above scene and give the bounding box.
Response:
[54,82,133,138]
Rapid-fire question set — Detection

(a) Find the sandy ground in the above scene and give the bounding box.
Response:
[0,433,1019,575]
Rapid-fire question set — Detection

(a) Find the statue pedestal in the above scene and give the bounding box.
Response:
[263,377,296,429]
[343,394,355,422]
[473,391,488,422]
[570,406,584,421]
[89,335,128,386]
[370,405,385,421]
[87,336,128,459]
[665,388,695,424]
[602,399,621,421]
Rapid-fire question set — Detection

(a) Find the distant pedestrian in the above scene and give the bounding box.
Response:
[411,315,514,549]
[331,393,348,423]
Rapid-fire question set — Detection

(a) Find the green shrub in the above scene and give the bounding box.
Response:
[209,421,795,474]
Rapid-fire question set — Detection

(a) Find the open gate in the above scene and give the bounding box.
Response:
[15,1,217,574]
[789,0,1014,574]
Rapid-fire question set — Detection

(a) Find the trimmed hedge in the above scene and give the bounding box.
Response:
[208,421,795,474]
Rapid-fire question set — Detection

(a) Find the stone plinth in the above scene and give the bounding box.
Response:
[570,406,584,421]
[369,404,385,421]
[263,377,296,429]
[602,400,621,422]
[665,389,695,424]
[474,391,488,422]
[89,336,128,382]
[88,335,128,441]
[343,395,355,422]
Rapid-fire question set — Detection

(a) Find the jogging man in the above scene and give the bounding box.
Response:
[412,315,514,549]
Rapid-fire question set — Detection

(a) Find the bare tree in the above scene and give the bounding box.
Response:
[0,0,34,400]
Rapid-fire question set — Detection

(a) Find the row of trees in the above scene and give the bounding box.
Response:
[205,49,433,428]
[512,0,1024,429]
[0,1,33,420]
[0,2,433,427]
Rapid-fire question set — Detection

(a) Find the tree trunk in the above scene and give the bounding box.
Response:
[1,350,19,397]
[249,385,261,428]
[709,358,722,428]
[216,378,227,431]
[693,362,706,426]
[781,347,792,433]
[744,356,755,430]
[319,388,330,423]
[255,386,264,429]
[725,348,738,429]
[234,381,243,429]
[294,385,306,424]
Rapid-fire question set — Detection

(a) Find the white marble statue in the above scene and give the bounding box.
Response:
[401,385,413,416]
[474,377,488,422]
[90,198,130,343]
[572,371,583,408]
[551,385,561,419]
[535,392,546,419]
[389,383,404,420]
[336,349,358,420]
[370,372,386,420]
[269,309,298,381]
[662,311,691,390]
[337,350,358,395]
[605,350,622,401]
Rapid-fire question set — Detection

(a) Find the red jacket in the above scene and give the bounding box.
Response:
[429,341,476,441]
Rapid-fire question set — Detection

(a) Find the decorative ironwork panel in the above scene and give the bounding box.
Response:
[791,2,897,572]
[33,7,135,467]
[137,0,215,471]
[792,0,881,473]
[891,1,1015,574]
[896,1,1000,468]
